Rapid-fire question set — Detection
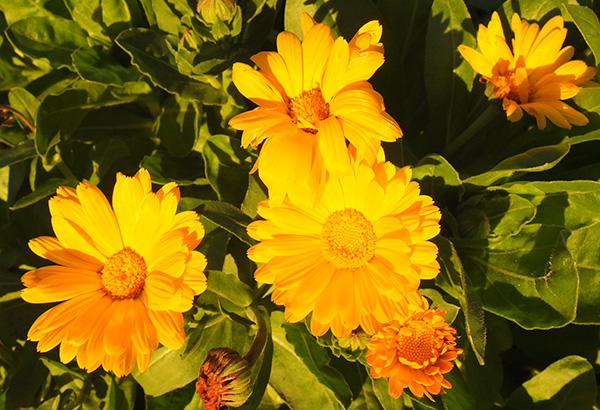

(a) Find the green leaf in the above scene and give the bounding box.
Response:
[64,0,112,45]
[418,288,460,325]
[145,381,197,410]
[502,180,600,230]
[505,356,596,410]
[562,87,600,145]
[441,368,476,410]
[206,270,254,307]
[72,46,142,86]
[500,0,569,22]
[462,314,511,410]
[371,377,405,410]
[435,236,487,365]
[202,134,249,205]
[101,0,142,38]
[562,4,600,66]
[197,201,255,246]
[150,0,187,35]
[10,177,72,210]
[269,311,351,410]
[141,150,208,186]
[34,89,93,162]
[0,139,36,169]
[425,0,477,146]
[348,371,386,410]
[155,95,201,158]
[567,223,600,324]
[8,87,40,125]
[465,144,570,187]
[115,28,227,103]
[6,16,89,68]
[240,173,267,218]
[455,191,536,239]
[412,154,464,209]
[455,227,579,329]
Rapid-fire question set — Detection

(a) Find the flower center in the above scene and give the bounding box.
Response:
[396,324,436,367]
[321,209,377,269]
[486,72,531,104]
[288,88,330,134]
[101,247,147,299]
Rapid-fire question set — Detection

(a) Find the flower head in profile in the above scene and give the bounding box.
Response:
[21,169,208,377]
[196,347,253,410]
[247,154,440,338]
[366,304,463,400]
[229,13,402,207]
[458,12,597,129]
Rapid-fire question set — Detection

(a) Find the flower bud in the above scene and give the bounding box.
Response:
[196,347,253,409]
[197,0,236,24]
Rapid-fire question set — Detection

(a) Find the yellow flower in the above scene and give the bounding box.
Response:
[246,154,440,338]
[21,169,208,377]
[229,13,401,207]
[366,304,463,400]
[458,12,597,129]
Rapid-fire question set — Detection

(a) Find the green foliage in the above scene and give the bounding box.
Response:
[1,0,600,408]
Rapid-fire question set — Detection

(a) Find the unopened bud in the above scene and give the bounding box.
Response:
[197,0,236,24]
[196,347,252,410]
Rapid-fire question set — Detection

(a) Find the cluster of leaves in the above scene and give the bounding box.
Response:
[1,0,600,409]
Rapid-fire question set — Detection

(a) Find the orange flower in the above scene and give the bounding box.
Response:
[21,169,207,377]
[229,13,401,207]
[366,304,463,400]
[247,154,440,338]
[458,12,597,129]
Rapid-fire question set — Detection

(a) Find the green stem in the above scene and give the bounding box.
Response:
[243,306,267,367]
[443,104,501,157]
[56,160,79,184]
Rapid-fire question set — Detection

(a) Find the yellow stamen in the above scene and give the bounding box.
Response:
[396,324,436,367]
[321,209,376,269]
[101,247,147,299]
[288,88,330,133]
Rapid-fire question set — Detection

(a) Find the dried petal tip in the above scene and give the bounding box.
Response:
[196,348,253,410]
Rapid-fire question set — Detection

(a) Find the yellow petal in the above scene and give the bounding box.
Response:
[28,236,103,271]
[322,37,350,101]
[276,31,304,97]
[21,266,101,304]
[232,62,285,106]
[302,23,334,90]
[317,116,350,176]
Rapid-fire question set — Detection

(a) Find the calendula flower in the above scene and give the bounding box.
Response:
[458,12,597,129]
[196,347,253,410]
[229,13,401,207]
[366,305,463,400]
[247,155,440,338]
[21,169,208,377]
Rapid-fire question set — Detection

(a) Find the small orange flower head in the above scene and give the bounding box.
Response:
[366,307,463,400]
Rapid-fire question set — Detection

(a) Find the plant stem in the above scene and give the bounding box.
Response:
[56,160,79,184]
[243,306,268,367]
[443,104,501,157]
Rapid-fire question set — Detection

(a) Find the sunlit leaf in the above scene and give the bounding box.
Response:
[505,355,596,410]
